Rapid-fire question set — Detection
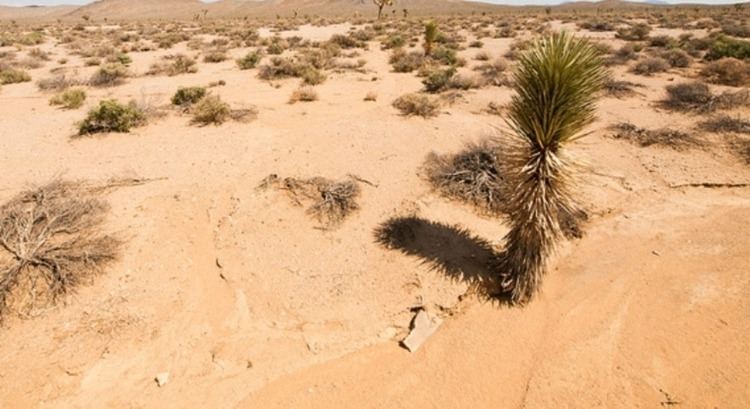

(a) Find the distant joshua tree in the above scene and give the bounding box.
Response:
[403,8,408,18]
[373,0,394,20]
[424,20,439,57]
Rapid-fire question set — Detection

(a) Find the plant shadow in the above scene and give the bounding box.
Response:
[374,216,509,303]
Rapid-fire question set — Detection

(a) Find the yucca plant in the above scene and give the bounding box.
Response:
[496,32,606,305]
[424,21,439,57]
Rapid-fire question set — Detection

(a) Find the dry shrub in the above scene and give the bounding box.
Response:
[36,73,83,92]
[50,88,86,110]
[0,64,31,85]
[89,63,128,87]
[700,57,750,87]
[171,86,206,108]
[392,93,440,118]
[147,54,198,76]
[260,175,361,228]
[698,115,750,134]
[630,57,669,76]
[424,141,504,214]
[663,82,750,112]
[603,79,641,98]
[473,57,510,86]
[191,94,230,125]
[289,86,318,104]
[0,181,120,319]
[363,91,377,101]
[389,48,425,73]
[610,122,702,150]
[78,99,146,135]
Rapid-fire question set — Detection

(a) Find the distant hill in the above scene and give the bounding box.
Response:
[0,0,737,22]
[0,5,76,21]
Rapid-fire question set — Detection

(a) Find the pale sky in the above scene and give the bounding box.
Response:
[0,0,743,6]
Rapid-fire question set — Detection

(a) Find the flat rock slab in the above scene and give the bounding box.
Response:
[401,310,443,353]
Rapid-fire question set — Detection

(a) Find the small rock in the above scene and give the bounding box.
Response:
[154,372,170,387]
[652,250,661,256]
[401,309,442,353]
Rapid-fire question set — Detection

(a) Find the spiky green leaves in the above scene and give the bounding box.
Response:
[497,32,606,305]
[507,31,606,151]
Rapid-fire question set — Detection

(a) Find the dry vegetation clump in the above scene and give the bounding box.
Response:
[288,86,318,104]
[630,57,669,76]
[364,91,377,101]
[203,49,228,63]
[392,93,441,118]
[423,141,505,214]
[663,82,750,112]
[700,57,750,87]
[660,49,691,68]
[698,115,750,134]
[147,54,198,76]
[258,56,326,85]
[36,73,83,92]
[422,66,457,93]
[78,99,146,135]
[171,86,206,109]
[610,122,703,150]
[605,43,640,65]
[89,63,129,87]
[0,63,31,85]
[190,94,230,125]
[389,48,425,73]
[615,22,652,41]
[260,175,361,228]
[603,79,641,98]
[236,50,263,70]
[0,180,121,319]
[473,57,510,86]
[50,88,86,110]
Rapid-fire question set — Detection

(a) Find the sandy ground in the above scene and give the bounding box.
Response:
[0,21,749,409]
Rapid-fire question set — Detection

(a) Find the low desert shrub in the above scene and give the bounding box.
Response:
[148,54,198,76]
[259,175,361,228]
[663,82,750,112]
[78,99,146,135]
[423,141,504,214]
[631,57,669,76]
[237,50,262,70]
[191,94,230,125]
[616,23,652,41]
[698,115,750,134]
[610,122,702,150]
[700,57,750,86]
[0,180,121,318]
[661,49,691,68]
[50,88,86,109]
[392,93,440,118]
[423,66,456,93]
[89,63,128,87]
[705,35,750,60]
[36,74,82,91]
[0,65,31,84]
[473,58,509,86]
[289,86,318,103]
[390,48,425,73]
[171,86,206,108]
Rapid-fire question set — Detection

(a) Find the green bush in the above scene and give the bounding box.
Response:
[706,35,750,60]
[78,99,145,135]
[237,50,262,70]
[50,88,86,109]
[423,67,456,93]
[89,63,128,87]
[0,66,31,84]
[191,95,230,125]
[171,86,207,107]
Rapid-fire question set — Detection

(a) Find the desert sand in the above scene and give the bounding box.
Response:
[1,3,749,408]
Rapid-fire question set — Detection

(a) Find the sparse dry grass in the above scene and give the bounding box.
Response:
[260,175,361,228]
[610,122,703,150]
[393,93,441,118]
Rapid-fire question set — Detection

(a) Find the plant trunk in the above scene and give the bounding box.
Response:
[378,5,384,19]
